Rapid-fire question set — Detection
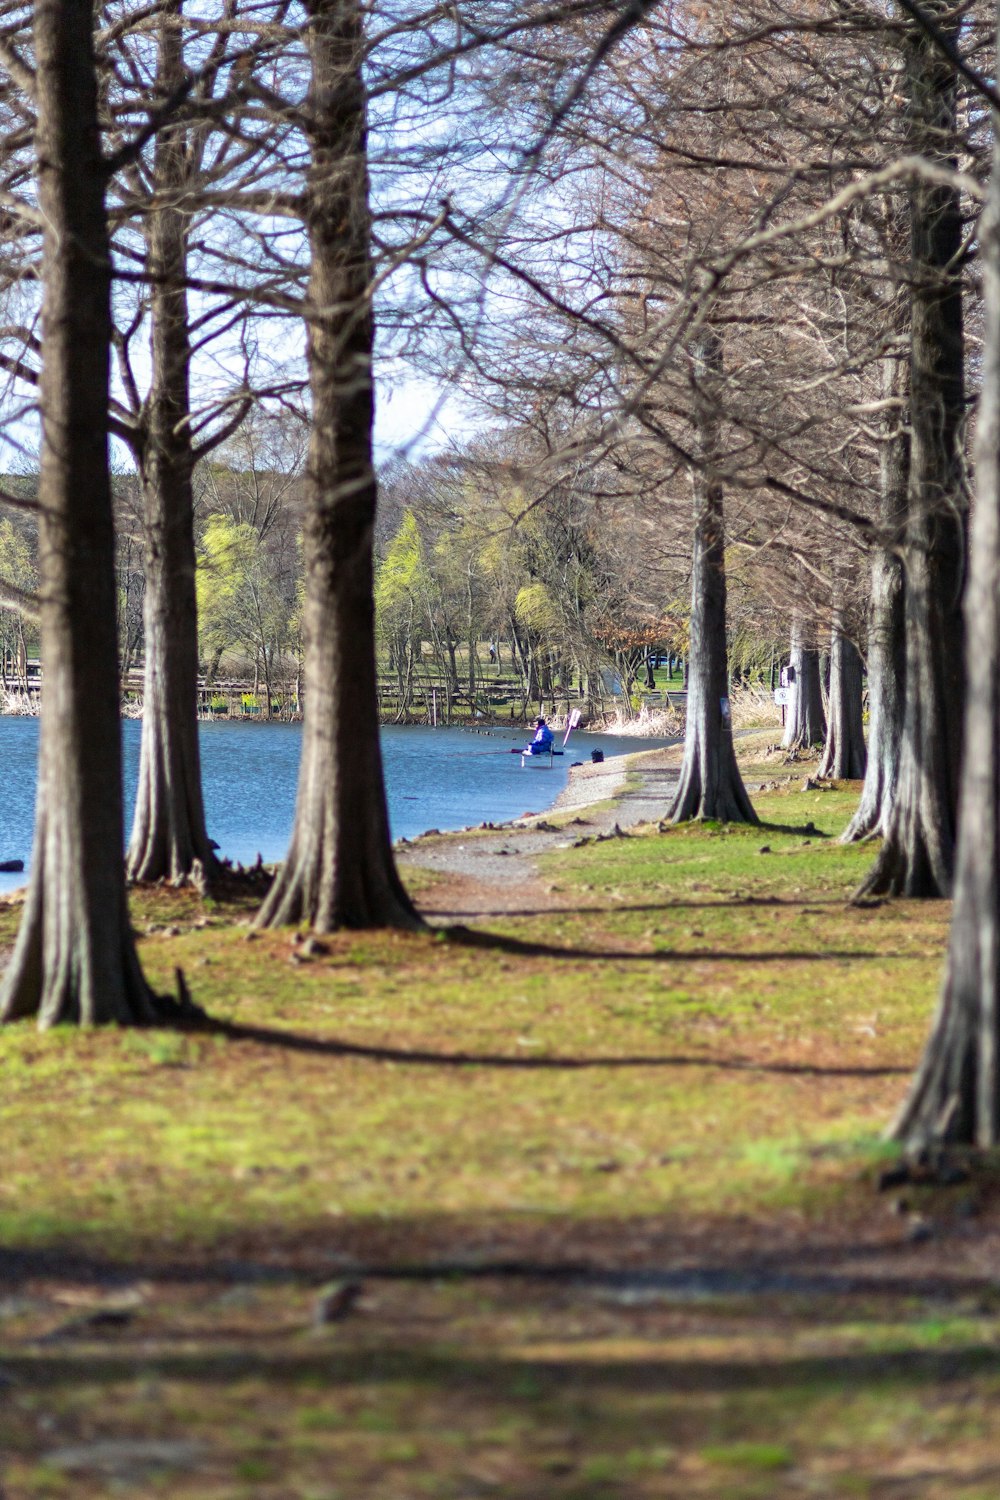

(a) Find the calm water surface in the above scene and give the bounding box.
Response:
[0,719,673,891]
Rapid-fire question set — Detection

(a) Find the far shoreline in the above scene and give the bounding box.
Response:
[0,701,683,739]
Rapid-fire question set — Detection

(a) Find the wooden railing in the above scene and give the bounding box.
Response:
[3,660,687,725]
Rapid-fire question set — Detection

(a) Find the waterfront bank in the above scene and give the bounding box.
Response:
[0,719,676,893]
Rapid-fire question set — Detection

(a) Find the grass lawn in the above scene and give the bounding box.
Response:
[3,777,1000,1497]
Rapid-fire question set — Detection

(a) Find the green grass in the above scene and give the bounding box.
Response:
[2,779,993,1498]
[0,785,946,1252]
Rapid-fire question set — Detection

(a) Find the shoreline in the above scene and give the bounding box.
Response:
[0,702,682,740]
[393,742,687,914]
[0,730,683,897]
[392,729,790,917]
[402,738,688,845]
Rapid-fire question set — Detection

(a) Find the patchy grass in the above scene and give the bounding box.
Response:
[0,792,943,1254]
[3,782,996,1498]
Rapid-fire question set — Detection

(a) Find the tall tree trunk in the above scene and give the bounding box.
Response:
[843,351,908,840]
[892,50,1000,1147]
[527,638,541,703]
[467,573,477,697]
[445,629,459,694]
[819,610,867,781]
[127,5,217,886]
[782,619,826,752]
[257,0,419,932]
[0,0,159,1025]
[262,645,273,722]
[857,7,967,900]
[668,331,756,824]
[509,619,531,705]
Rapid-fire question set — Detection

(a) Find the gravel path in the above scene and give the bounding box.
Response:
[395,744,683,920]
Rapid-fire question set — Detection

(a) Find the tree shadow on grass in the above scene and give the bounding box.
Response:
[1,1222,994,1304]
[5,1342,1000,1397]
[755,820,832,839]
[182,1008,909,1079]
[424,895,880,921]
[618,819,831,839]
[439,924,912,966]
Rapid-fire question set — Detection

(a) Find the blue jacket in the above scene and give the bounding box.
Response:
[529,723,554,753]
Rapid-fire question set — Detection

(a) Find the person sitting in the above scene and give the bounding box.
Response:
[526,717,554,755]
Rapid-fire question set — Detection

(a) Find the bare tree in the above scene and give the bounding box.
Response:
[668,329,757,823]
[843,341,909,837]
[122,1,219,885]
[818,614,868,780]
[857,0,969,899]
[0,0,162,1025]
[257,0,419,931]
[892,1,1000,1146]
[782,618,827,752]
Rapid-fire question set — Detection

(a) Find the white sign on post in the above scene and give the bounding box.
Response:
[773,687,791,707]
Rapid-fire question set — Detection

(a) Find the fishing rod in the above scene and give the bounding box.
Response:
[432,711,585,757]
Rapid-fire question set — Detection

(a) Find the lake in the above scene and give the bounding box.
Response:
[0,719,673,891]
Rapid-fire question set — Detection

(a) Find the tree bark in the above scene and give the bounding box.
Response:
[857,6,967,900]
[668,331,756,824]
[781,619,826,752]
[843,352,908,840]
[127,4,217,887]
[892,50,1000,1147]
[257,0,419,932]
[0,0,160,1025]
[819,613,867,781]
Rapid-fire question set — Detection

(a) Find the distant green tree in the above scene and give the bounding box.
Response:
[375,511,429,715]
[196,514,292,717]
[0,518,37,690]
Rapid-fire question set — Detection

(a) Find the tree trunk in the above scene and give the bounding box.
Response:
[857,7,967,900]
[467,574,477,697]
[891,57,1000,1147]
[445,631,459,694]
[262,646,273,722]
[257,0,419,932]
[819,616,867,781]
[843,352,908,841]
[668,330,756,824]
[127,7,217,887]
[819,651,831,716]
[527,639,541,703]
[782,620,826,752]
[1,0,160,1026]
[509,619,531,705]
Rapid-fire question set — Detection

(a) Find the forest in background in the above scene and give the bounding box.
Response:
[0,424,790,726]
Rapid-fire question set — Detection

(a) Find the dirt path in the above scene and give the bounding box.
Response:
[395,746,684,919]
[395,738,790,919]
